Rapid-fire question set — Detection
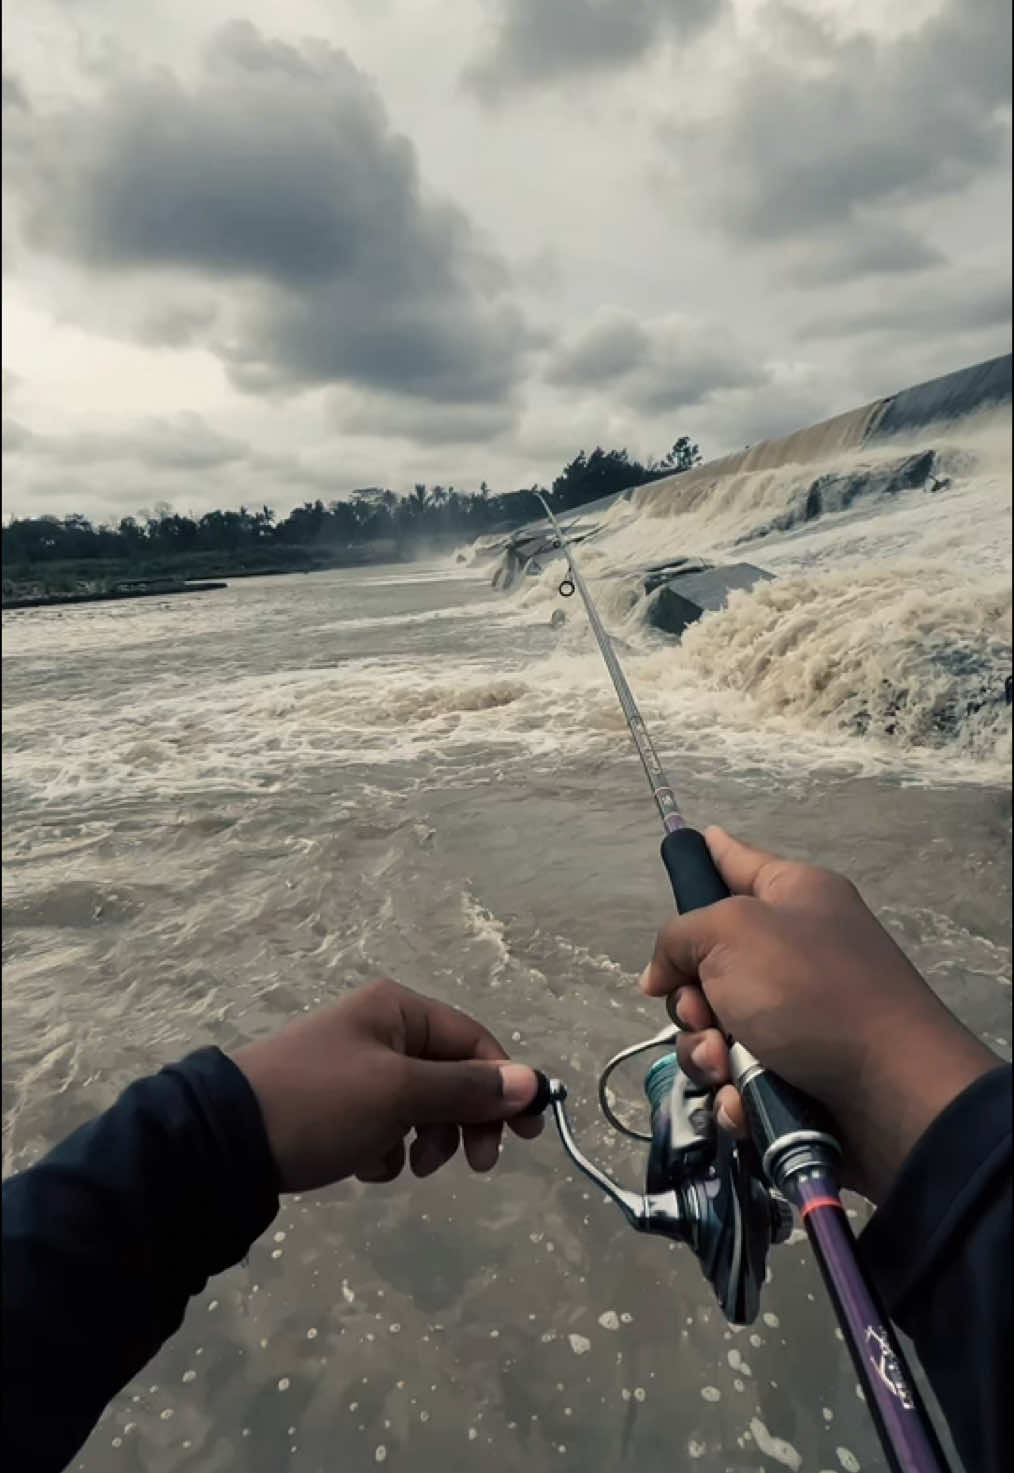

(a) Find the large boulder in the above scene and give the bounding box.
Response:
[646,563,774,638]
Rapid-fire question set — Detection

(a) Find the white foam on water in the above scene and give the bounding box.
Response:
[483,408,1012,786]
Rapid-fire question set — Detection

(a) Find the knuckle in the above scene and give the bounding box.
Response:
[719,894,761,929]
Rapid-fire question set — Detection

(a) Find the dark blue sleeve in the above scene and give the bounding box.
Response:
[2,1047,279,1473]
[859,1064,1012,1473]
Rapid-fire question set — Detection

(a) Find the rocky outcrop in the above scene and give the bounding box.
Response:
[646,563,774,638]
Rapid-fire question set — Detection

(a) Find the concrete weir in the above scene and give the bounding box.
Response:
[489,352,1012,633]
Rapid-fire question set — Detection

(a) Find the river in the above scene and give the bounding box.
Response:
[2,405,1011,1472]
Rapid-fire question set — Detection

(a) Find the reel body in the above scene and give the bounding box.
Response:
[547,1028,791,1325]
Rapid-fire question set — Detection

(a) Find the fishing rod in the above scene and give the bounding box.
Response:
[524,490,948,1473]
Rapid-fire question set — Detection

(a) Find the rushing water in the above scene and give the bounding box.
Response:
[2,407,1011,1473]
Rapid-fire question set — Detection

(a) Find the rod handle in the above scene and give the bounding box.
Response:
[659,826,840,1174]
[660,826,732,910]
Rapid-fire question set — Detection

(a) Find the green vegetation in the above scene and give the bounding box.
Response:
[2,437,701,602]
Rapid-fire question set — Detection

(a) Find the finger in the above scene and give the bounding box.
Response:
[463,1122,502,1172]
[402,1058,539,1127]
[676,1028,730,1089]
[664,985,715,1032]
[410,1123,460,1178]
[508,1112,544,1141]
[356,1139,406,1183]
[640,906,732,998]
[392,987,510,1065]
[704,826,793,901]
[713,1083,747,1137]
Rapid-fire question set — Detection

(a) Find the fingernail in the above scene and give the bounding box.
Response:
[499,1063,537,1110]
[716,1103,735,1132]
[672,991,692,1028]
[637,964,653,993]
[690,1038,711,1071]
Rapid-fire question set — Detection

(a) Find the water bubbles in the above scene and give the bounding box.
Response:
[277,1377,291,1392]
[749,1418,802,1471]
[701,1386,721,1403]
[836,1448,861,1471]
[597,1310,619,1331]
[567,1334,591,1355]
[375,1445,388,1463]
[306,1327,318,1340]
[181,1369,197,1383]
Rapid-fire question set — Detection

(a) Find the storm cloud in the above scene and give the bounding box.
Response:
[5,22,532,405]
[662,0,1011,250]
[1,1,1010,522]
[546,309,765,413]
[465,0,722,96]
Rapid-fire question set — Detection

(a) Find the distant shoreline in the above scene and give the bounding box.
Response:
[2,579,229,611]
[0,546,409,611]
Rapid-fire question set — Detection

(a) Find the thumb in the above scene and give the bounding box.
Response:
[402,1058,539,1126]
[705,825,790,899]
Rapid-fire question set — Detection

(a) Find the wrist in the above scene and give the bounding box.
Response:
[838,1019,998,1202]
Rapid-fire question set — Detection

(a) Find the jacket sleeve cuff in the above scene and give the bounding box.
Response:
[161,1046,281,1278]
[858,1063,1012,1319]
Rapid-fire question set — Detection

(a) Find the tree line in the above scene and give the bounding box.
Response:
[2,437,701,570]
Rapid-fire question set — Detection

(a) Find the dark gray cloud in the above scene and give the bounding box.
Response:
[465,0,721,96]
[2,73,29,111]
[783,223,945,289]
[545,311,649,387]
[4,22,532,405]
[665,0,1010,254]
[801,271,1012,340]
[545,309,765,412]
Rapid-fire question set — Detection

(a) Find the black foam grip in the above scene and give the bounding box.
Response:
[518,1070,554,1117]
[660,827,731,914]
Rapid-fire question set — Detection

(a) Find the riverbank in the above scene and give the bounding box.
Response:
[2,578,229,611]
[0,539,410,609]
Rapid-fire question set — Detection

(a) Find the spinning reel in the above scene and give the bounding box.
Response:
[541,1027,793,1325]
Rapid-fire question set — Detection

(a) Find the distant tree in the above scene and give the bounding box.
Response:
[550,446,655,512]
[2,429,700,584]
[653,436,702,474]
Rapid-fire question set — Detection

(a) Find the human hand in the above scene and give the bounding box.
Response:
[232,979,542,1192]
[639,827,998,1202]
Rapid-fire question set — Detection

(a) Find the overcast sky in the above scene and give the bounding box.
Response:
[2,0,1011,522]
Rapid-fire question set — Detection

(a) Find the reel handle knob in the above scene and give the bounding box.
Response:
[518,1070,554,1117]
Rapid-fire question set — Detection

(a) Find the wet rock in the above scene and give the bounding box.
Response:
[646,563,774,638]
